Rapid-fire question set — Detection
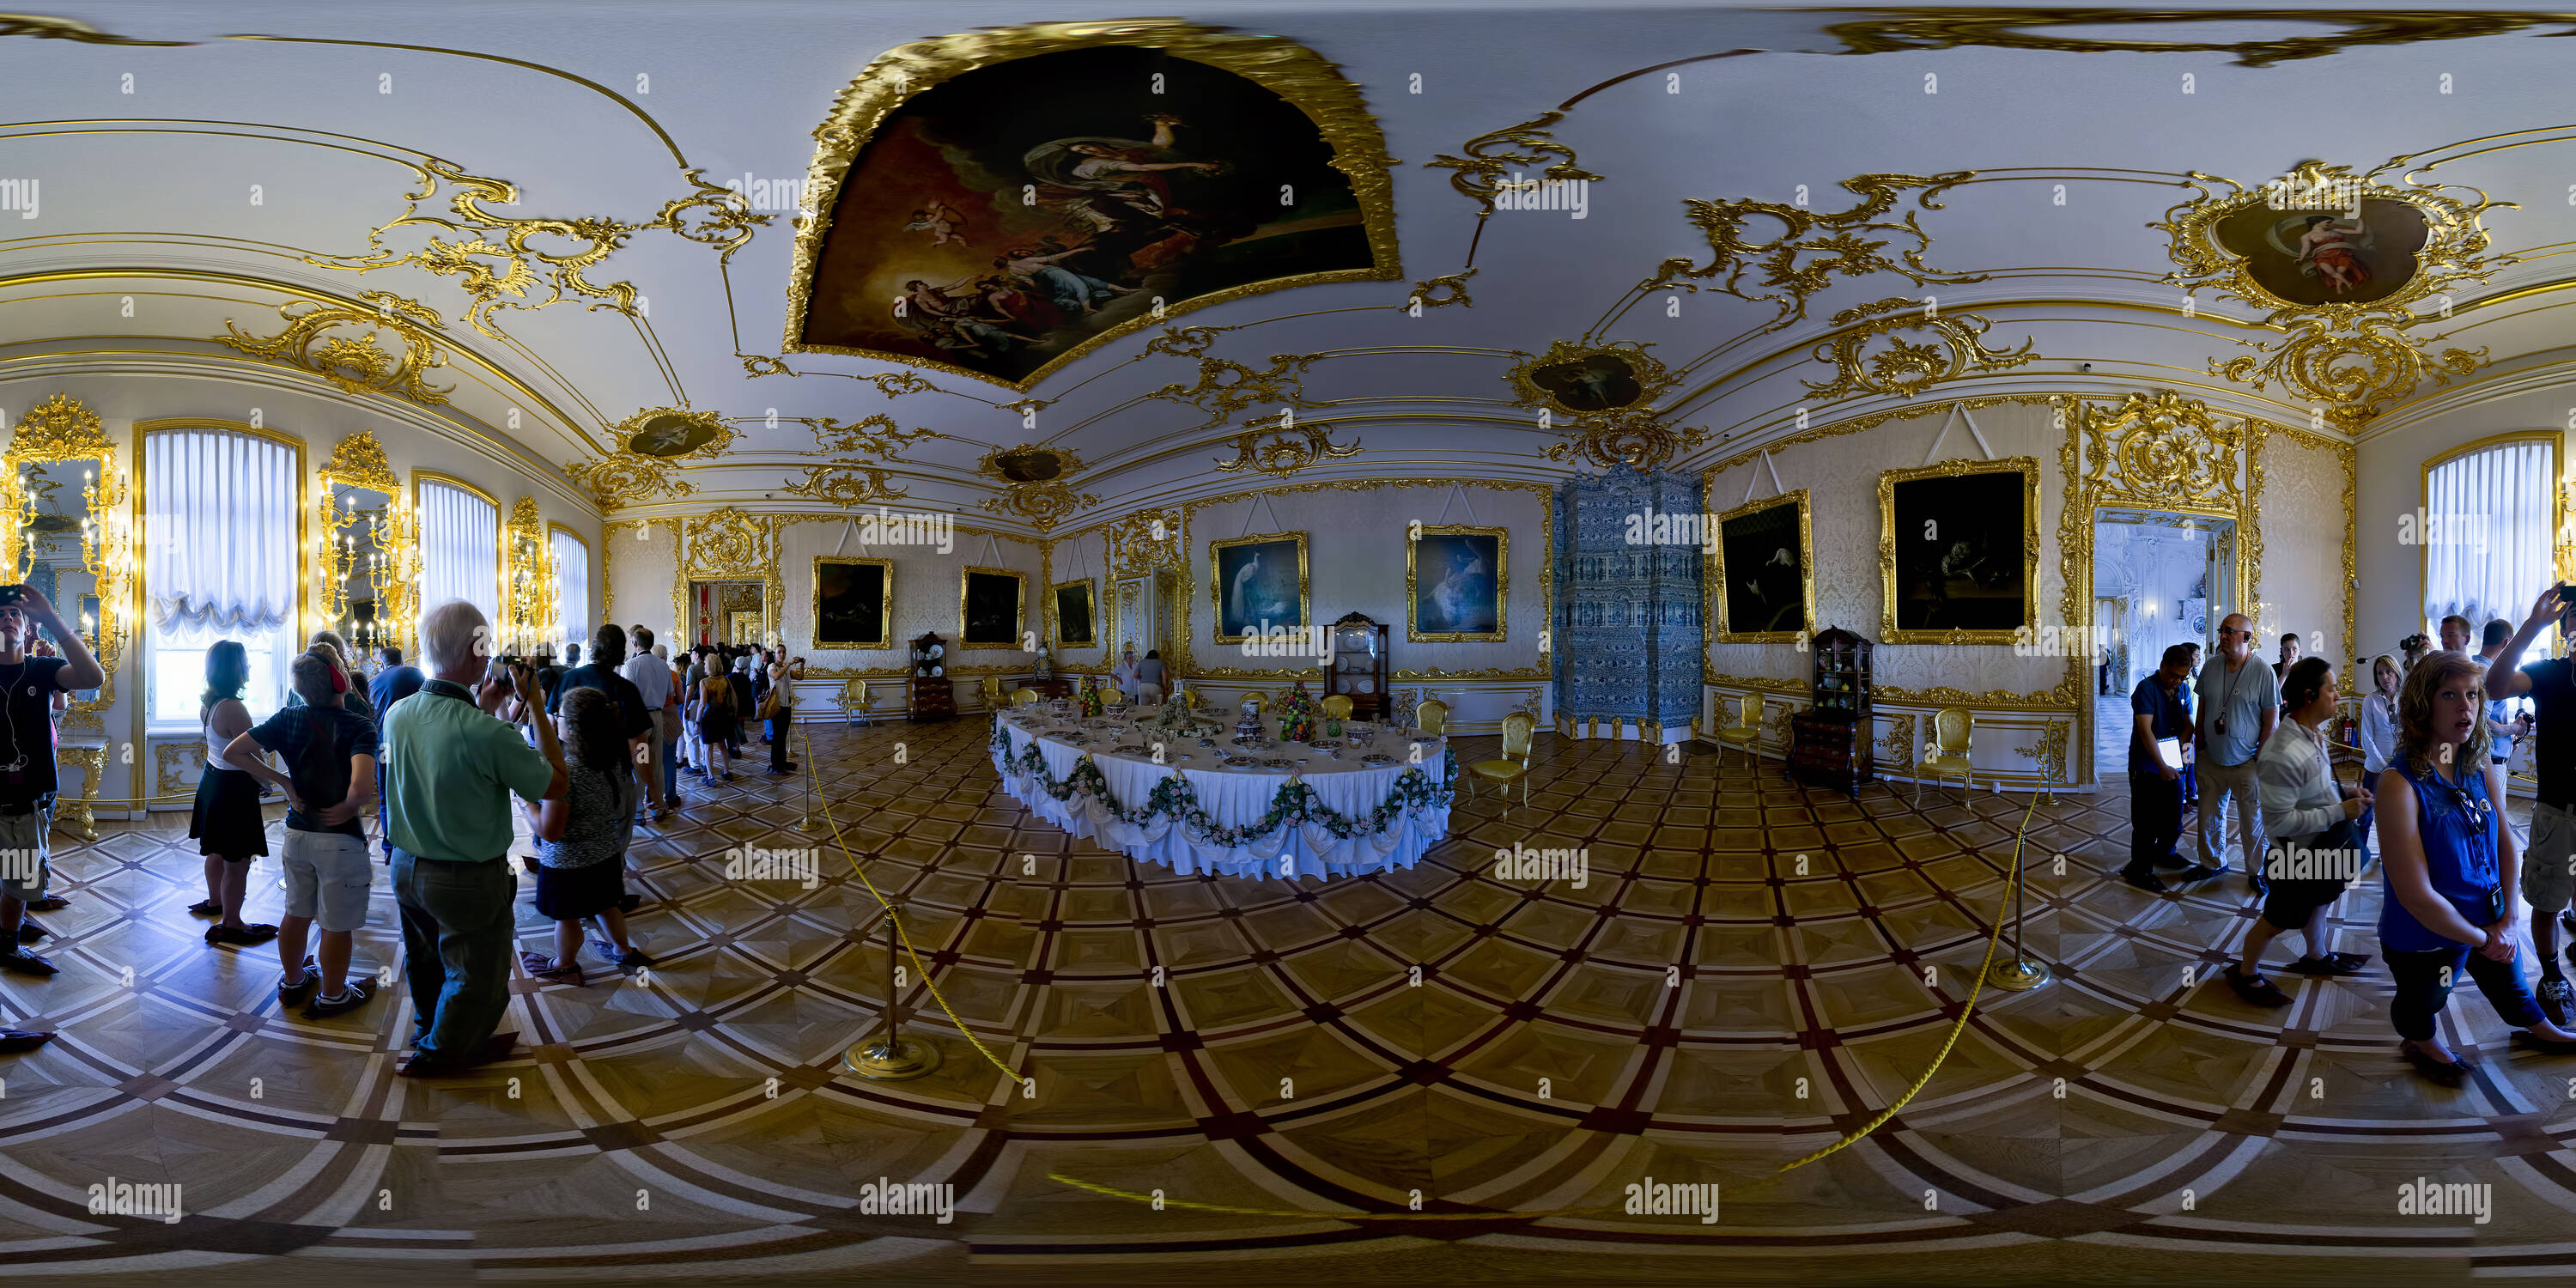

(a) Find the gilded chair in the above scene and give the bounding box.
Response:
[1468,713,1537,811]
[1181,686,1203,710]
[1011,688,1042,707]
[1716,693,1765,769]
[1917,707,1974,804]
[1415,699,1449,737]
[838,678,872,728]
[1102,687,1127,708]
[979,675,1005,709]
[1321,695,1354,720]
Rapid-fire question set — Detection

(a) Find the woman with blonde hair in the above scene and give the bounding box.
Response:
[2376,650,2576,1084]
[692,664,737,781]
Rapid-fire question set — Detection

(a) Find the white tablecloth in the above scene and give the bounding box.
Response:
[990,711,1452,878]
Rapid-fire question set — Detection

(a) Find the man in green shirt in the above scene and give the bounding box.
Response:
[384,600,568,1077]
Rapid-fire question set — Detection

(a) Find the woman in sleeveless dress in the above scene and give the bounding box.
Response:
[694,669,737,781]
[2376,649,2576,1084]
[190,641,276,948]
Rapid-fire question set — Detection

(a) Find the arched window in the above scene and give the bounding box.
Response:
[2421,434,2556,635]
[417,475,499,644]
[143,426,299,722]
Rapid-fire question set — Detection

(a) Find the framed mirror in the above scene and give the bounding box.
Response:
[3,395,133,728]
[689,580,768,647]
[316,431,408,663]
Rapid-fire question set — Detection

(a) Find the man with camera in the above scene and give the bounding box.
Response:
[2477,585,2576,1024]
[381,600,567,1077]
[0,587,105,1053]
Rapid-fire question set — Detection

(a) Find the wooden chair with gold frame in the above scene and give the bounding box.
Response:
[979,675,1005,709]
[1467,712,1536,812]
[1415,699,1449,737]
[1011,688,1042,707]
[1917,707,1974,804]
[838,678,872,728]
[1716,692,1765,769]
[1321,695,1354,720]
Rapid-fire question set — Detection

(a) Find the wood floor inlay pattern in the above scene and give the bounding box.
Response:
[0,720,2567,1283]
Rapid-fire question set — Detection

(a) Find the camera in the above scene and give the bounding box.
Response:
[0,585,26,607]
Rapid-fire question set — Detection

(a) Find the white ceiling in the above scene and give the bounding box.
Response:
[3,3,2574,526]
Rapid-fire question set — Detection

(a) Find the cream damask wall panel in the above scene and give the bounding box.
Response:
[605,519,679,643]
[774,517,1042,678]
[1703,399,2069,699]
[2257,429,2354,666]
[1179,483,1548,679]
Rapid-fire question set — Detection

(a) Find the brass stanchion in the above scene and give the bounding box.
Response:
[1984,831,2050,992]
[797,724,818,834]
[843,906,942,1080]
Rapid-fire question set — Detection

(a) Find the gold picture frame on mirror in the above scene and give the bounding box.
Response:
[1406,524,1504,642]
[1711,489,1814,643]
[960,565,1027,648]
[1209,531,1308,646]
[1879,457,2040,646]
[815,556,894,649]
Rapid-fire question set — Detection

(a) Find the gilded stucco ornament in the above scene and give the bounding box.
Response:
[1151,352,1322,429]
[1103,508,1184,578]
[1820,9,2576,66]
[219,291,454,404]
[1546,410,1705,473]
[1425,112,1600,216]
[785,464,911,507]
[316,429,400,495]
[781,18,1400,392]
[979,480,1100,532]
[1212,413,1362,478]
[1802,296,2037,401]
[1407,269,1476,310]
[2156,158,2509,432]
[1648,172,1987,337]
[801,414,940,459]
[564,455,697,511]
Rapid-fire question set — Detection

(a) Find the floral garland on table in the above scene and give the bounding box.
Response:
[991,720,1457,849]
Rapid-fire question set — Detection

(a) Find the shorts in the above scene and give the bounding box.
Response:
[281,828,374,933]
[0,808,48,901]
[2524,801,2576,912]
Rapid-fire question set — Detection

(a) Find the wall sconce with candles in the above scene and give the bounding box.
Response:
[500,497,558,658]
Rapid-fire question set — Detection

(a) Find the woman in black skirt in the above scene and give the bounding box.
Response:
[519,686,647,984]
[191,641,276,948]
[693,667,738,781]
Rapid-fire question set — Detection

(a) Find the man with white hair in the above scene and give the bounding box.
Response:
[382,600,567,1078]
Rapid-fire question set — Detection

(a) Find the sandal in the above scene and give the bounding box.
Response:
[2224,963,2293,1006]
[2282,955,2366,977]
[519,952,584,985]
[2402,1041,2471,1084]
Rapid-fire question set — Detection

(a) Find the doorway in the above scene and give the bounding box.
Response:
[687,580,767,648]
[2090,509,2233,783]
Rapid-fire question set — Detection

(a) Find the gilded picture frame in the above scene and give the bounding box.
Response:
[1879,456,2040,646]
[814,556,894,649]
[1406,524,1505,642]
[1209,531,1309,645]
[1711,489,1814,643]
[960,565,1028,648]
[1052,577,1097,649]
[781,18,1401,392]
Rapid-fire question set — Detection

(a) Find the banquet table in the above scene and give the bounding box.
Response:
[990,706,1455,879]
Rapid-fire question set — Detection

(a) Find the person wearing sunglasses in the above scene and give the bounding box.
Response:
[2375,647,2576,1084]
[2475,584,2576,1024]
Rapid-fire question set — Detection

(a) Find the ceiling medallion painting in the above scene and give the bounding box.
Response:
[1802,296,2037,401]
[781,19,1400,391]
[1504,339,1679,418]
[219,290,455,405]
[614,405,736,460]
[2158,158,2507,431]
[976,443,1084,485]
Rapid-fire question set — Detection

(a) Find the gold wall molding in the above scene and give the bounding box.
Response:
[2014,719,2071,796]
[1212,415,1363,478]
[2157,158,2509,432]
[57,744,104,839]
[1702,395,2057,478]
[780,19,1401,392]
[1408,269,1477,310]
[1151,353,1322,428]
[1425,110,1601,216]
[154,740,202,796]
[218,290,454,404]
[1819,9,2576,65]
[1880,713,1917,775]
[1878,676,2081,709]
[1801,296,2036,401]
[1647,172,1987,337]
[1703,671,1803,694]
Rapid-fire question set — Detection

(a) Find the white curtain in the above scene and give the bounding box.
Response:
[145,428,297,642]
[2423,439,2554,632]
[552,527,589,653]
[419,480,498,636]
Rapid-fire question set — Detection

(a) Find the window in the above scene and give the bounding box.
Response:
[418,477,499,645]
[144,428,299,722]
[2421,435,2555,635]
[552,526,589,654]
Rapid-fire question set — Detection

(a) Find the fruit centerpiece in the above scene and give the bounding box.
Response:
[1276,681,1318,744]
[1078,675,1104,719]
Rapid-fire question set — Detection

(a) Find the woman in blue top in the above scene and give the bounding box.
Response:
[2376,650,2576,1084]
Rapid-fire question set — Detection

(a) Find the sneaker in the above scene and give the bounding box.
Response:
[278,956,320,1007]
[2544,976,2576,1027]
[0,949,58,976]
[301,978,377,1018]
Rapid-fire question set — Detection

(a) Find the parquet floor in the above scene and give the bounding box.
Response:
[0,716,2569,1285]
